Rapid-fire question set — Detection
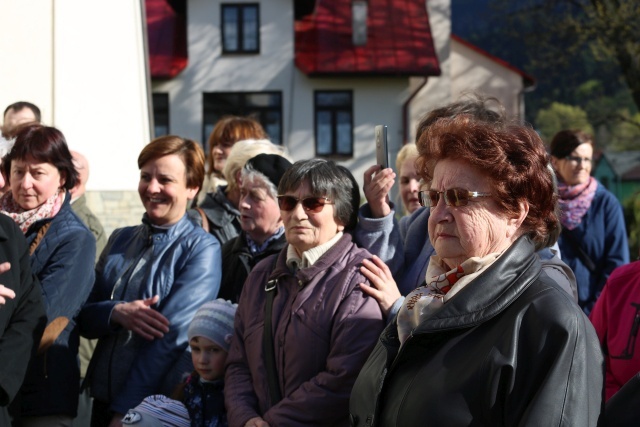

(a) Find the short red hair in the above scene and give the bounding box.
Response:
[416,116,559,249]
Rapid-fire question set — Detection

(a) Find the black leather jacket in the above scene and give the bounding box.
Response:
[350,236,604,427]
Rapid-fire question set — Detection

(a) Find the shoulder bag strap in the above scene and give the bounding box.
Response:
[194,207,210,233]
[263,256,282,406]
[29,221,52,256]
[562,228,597,273]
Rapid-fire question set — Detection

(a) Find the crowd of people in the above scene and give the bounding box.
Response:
[0,95,638,427]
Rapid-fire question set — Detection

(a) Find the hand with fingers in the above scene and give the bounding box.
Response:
[110,295,170,340]
[244,417,270,427]
[363,165,396,218]
[0,262,16,306]
[359,255,401,318]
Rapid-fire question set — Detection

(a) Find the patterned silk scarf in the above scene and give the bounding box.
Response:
[557,176,598,230]
[397,253,500,344]
[0,189,64,234]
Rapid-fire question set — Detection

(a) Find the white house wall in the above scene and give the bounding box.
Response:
[0,0,54,126]
[450,38,525,119]
[153,0,295,142]
[1,0,151,234]
[408,0,453,145]
[154,0,412,196]
[52,1,151,192]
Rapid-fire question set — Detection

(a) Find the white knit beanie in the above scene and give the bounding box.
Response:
[121,395,190,427]
[187,299,237,352]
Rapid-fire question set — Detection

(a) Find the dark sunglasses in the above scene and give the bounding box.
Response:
[418,188,491,208]
[277,195,334,213]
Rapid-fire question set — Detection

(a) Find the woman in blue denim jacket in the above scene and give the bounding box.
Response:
[79,136,222,427]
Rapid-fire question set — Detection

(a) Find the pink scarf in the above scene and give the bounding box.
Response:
[557,176,598,230]
[0,190,64,234]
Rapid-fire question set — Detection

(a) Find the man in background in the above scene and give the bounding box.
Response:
[70,151,107,256]
[2,101,41,139]
[1,101,42,196]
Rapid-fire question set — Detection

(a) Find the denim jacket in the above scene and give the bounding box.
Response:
[79,214,222,414]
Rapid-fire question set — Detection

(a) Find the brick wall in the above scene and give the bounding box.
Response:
[85,190,145,239]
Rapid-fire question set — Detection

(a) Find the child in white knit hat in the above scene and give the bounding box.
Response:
[172,299,237,427]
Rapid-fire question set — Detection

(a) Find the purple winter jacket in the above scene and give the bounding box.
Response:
[225,233,385,427]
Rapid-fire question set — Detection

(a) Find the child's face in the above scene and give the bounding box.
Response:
[190,336,228,381]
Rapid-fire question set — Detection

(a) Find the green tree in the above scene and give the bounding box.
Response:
[483,0,640,137]
[535,102,594,142]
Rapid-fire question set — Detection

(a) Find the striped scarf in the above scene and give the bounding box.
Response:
[397,253,500,344]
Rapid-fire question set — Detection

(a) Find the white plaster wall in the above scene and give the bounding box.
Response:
[407,0,453,144]
[0,0,151,192]
[0,0,54,124]
[53,0,151,191]
[153,0,295,145]
[287,74,409,194]
[154,0,413,196]
[450,38,524,119]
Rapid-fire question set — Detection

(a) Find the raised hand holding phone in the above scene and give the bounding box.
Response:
[364,125,395,218]
[375,125,389,169]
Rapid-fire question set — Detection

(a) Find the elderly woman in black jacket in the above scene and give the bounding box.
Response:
[349,116,604,426]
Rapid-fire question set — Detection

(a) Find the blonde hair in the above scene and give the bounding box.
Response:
[222,139,292,193]
[395,143,418,172]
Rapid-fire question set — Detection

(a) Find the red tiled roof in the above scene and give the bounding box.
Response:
[451,34,535,86]
[146,0,187,79]
[295,0,441,76]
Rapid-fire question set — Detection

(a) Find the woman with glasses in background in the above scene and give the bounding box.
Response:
[551,129,628,314]
[350,116,603,426]
[225,159,384,427]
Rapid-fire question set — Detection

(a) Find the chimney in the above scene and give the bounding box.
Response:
[352,1,368,46]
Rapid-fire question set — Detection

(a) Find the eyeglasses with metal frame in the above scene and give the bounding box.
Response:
[418,188,492,208]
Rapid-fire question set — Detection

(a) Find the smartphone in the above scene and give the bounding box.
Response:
[375,125,389,169]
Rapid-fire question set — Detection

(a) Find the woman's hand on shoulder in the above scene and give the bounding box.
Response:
[108,413,124,427]
[110,295,170,340]
[0,262,16,305]
[359,255,401,317]
[244,417,270,427]
[363,165,395,218]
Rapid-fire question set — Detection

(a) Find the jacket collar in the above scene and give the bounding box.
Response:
[199,186,240,226]
[141,213,194,240]
[269,233,355,283]
[382,235,541,343]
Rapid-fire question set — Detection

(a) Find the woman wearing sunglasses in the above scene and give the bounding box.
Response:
[350,116,603,426]
[550,129,628,314]
[225,159,385,427]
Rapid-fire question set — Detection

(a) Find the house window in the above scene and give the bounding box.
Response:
[152,93,169,138]
[202,92,282,150]
[221,4,260,54]
[315,91,353,157]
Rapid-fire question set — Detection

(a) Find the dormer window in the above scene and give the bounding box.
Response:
[352,1,367,46]
[221,4,260,54]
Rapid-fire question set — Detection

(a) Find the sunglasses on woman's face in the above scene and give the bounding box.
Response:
[418,188,491,208]
[277,195,334,213]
